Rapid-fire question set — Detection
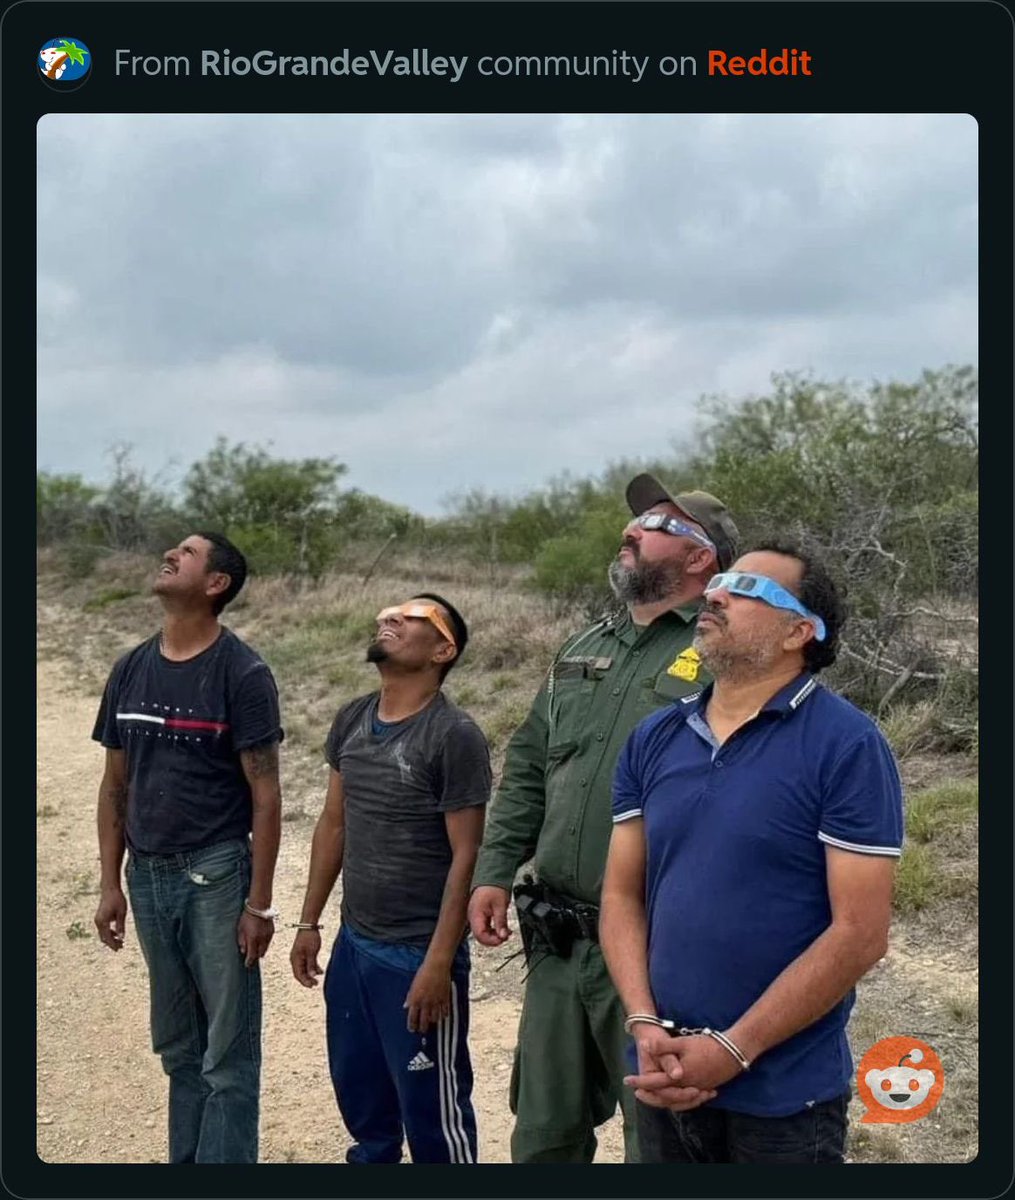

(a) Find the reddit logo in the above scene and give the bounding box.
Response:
[857,1037,943,1124]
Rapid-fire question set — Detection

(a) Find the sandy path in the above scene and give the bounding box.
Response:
[36,656,624,1164]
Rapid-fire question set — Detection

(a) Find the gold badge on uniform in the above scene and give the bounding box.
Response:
[667,646,701,681]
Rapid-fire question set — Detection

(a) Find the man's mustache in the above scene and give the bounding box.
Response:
[698,603,727,625]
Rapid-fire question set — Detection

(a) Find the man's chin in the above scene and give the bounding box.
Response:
[365,642,389,664]
[607,562,636,601]
[691,634,712,661]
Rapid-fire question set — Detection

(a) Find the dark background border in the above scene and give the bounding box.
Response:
[6,2,1010,1198]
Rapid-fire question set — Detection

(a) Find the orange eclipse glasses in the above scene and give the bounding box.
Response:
[375,602,457,649]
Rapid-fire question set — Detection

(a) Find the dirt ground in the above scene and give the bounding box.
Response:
[35,654,624,1164]
[37,650,976,1165]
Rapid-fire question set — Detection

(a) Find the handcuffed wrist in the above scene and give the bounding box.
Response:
[623,1015,752,1071]
[244,899,279,921]
[624,1012,676,1034]
[708,1028,752,1072]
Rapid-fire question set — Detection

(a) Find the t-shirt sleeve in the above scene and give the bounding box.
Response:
[612,726,645,824]
[817,727,904,857]
[231,663,285,751]
[434,720,492,812]
[92,659,126,748]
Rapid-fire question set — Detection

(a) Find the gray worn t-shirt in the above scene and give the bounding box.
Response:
[325,691,491,945]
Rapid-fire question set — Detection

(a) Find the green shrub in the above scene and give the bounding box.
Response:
[185,439,350,577]
[531,501,627,600]
[223,521,345,579]
[37,473,100,544]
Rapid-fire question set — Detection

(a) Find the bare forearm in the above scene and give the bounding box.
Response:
[425,850,478,968]
[96,781,127,890]
[728,921,888,1063]
[299,813,345,924]
[248,789,281,908]
[600,888,656,1016]
[240,743,283,909]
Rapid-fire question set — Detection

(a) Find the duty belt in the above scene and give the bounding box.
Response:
[513,875,600,960]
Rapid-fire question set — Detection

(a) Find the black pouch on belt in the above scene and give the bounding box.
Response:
[513,875,579,960]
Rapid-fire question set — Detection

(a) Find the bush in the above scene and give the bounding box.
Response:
[91,445,182,554]
[37,473,100,545]
[531,497,627,604]
[223,521,346,579]
[184,439,348,576]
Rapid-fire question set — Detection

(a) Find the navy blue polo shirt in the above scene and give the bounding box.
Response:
[612,674,904,1117]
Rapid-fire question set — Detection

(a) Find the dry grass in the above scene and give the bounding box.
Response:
[882,700,953,759]
[895,779,978,916]
[40,549,579,786]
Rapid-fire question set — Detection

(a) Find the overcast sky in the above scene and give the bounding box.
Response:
[37,113,976,515]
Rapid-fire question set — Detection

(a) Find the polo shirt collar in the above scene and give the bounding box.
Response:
[686,671,820,719]
[765,672,821,714]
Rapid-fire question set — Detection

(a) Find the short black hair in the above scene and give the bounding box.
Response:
[748,539,846,673]
[195,531,248,615]
[412,592,469,680]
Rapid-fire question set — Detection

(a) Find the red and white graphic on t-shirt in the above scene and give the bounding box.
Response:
[116,710,229,733]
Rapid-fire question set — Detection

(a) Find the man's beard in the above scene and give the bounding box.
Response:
[608,549,686,606]
[692,607,783,681]
[365,640,389,663]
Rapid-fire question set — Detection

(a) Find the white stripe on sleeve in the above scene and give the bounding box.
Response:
[818,831,902,857]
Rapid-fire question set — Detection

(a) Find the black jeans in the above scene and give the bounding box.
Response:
[636,1090,850,1164]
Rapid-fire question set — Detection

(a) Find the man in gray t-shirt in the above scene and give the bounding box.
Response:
[290,594,490,1164]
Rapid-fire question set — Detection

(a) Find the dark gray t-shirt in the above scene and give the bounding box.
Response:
[325,692,492,945]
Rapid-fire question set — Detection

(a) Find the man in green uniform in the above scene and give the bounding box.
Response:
[468,474,739,1162]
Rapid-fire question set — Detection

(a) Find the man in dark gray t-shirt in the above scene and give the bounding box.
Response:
[290,593,490,1164]
[324,691,491,946]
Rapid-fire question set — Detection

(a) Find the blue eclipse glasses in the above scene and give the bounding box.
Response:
[634,512,716,552]
[704,572,827,642]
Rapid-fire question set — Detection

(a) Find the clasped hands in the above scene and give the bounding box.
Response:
[625,1024,745,1111]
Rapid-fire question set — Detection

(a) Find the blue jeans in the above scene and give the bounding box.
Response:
[126,837,261,1163]
[636,1090,851,1164]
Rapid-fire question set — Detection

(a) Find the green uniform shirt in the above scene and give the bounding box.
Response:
[473,605,709,904]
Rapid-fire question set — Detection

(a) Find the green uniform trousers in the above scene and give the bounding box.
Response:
[508,939,638,1163]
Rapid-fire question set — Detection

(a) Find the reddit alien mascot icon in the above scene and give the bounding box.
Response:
[857,1036,944,1124]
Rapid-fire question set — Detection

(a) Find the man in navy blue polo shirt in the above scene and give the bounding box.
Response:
[600,540,903,1163]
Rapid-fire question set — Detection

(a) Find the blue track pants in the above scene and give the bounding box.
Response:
[324,924,478,1163]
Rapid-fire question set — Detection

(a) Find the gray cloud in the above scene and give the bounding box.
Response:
[37,113,976,513]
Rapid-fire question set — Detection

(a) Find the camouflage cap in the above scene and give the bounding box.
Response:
[626,474,739,571]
